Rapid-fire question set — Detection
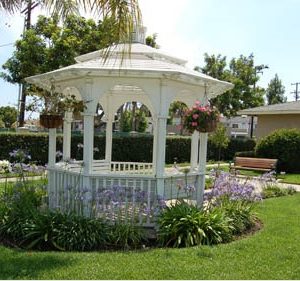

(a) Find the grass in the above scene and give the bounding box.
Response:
[0,194,299,279]
[278,173,300,184]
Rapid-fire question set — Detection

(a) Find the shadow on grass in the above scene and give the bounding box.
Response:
[0,247,75,279]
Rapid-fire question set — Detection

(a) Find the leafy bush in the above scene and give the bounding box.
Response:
[157,200,233,248]
[0,133,257,165]
[208,137,256,161]
[197,207,233,245]
[157,201,205,247]
[107,223,146,250]
[217,199,257,234]
[255,129,300,172]
[261,185,296,199]
[235,150,256,157]
[51,213,109,251]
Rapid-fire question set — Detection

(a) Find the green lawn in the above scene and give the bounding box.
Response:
[278,173,300,184]
[0,194,300,279]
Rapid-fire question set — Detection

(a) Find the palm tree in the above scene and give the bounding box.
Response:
[1,0,141,126]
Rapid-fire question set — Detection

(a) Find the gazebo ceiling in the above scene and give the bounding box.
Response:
[26,43,233,98]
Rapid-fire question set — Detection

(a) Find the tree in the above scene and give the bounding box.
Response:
[266,74,286,105]
[1,0,141,126]
[1,15,120,118]
[146,33,159,48]
[0,1,140,43]
[209,123,229,162]
[0,106,18,128]
[197,53,265,117]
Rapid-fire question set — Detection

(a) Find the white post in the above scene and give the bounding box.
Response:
[151,117,158,173]
[105,113,113,164]
[83,112,94,175]
[197,132,208,206]
[190,131,199,171]
[48,128,57,209]
[48,128,57,167]
[63,111,73,161]
[154,115,168,196]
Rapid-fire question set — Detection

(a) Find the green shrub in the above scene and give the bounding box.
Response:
[0,181,47,245]
[235,150,256,157]
[107,223,146,250]
[0,133,257,165]
[51,213,109,251]
[218,199,256,234]
[255,129,300,172]
[198,207,233,245]
[261,185,296,199]
[208,137,256,161]
[157,201,205,247]
[157,201,233,248]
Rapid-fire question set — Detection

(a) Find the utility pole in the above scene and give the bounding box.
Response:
[291,82,300,101]
[249,64,269,138]
[17,0,39,127]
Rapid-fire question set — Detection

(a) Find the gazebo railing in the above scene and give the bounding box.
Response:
[48,168,158,226]
[47,167,204,226]
[111,161,153,174]
[54,160,153,175]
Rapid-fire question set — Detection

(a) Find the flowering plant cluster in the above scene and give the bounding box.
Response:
[0,160,12,174]
[183,101,220,133]
[204,170,262,204]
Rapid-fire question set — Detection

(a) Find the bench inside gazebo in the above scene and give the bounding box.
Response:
[26,28,232,225]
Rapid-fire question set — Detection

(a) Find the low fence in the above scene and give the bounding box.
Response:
[47,167,203,226]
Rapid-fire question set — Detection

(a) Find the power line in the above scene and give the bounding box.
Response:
[291,82,300,101]
[0,42,14,47]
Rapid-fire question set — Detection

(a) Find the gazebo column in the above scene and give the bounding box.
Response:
[47,128,57,209]
[82,111,95,217]
[105,113,114,164]
[196,132,208,206]
[153,115,168,197]
[190,131,200,171]
[63,110,73,161]
[83,112,95,175]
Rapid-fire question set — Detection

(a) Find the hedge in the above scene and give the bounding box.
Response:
[0,133,256,165]
[255,129,300,173]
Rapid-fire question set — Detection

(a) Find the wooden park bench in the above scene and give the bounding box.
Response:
[230,157,278,175]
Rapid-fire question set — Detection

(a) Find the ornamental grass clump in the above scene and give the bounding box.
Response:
[183,101,220,133]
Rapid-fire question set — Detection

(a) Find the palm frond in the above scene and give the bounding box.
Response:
[42,0,80,18]
[0,0,23,13]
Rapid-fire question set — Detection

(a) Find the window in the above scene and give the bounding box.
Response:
[232,123,239,128]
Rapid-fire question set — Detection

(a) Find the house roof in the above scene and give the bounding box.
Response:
[25,43,233,97]
[238,100,300,115]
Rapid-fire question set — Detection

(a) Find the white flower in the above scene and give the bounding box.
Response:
[0,160,12,174]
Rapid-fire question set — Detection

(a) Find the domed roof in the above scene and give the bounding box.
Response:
[26,43,233,97]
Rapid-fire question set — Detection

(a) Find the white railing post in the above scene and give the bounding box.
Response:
[48,128,57,168]
[190,131,200,171]
[197,132,208,206]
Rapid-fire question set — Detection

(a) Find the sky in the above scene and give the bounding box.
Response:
[0,0,300,113]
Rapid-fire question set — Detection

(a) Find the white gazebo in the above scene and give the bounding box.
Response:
[26,32,233,223]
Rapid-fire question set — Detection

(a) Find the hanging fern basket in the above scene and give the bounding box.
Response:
[40,114,63,129]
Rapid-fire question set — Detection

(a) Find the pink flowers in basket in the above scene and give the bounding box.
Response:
[183,101,220,133]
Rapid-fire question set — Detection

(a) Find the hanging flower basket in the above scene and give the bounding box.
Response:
[40,114,63,129]
[183,102,220,133]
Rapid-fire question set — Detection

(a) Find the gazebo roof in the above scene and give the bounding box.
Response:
[26,43,233,98]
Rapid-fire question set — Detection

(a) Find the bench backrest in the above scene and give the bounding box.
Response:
[234,157,278,169]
